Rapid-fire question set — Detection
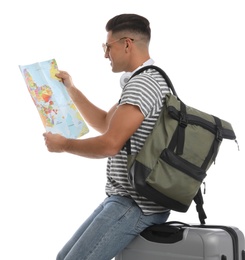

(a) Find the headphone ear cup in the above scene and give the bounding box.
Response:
[120,72,132,88]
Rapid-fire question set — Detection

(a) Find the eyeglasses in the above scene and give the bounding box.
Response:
[102,37,134,53]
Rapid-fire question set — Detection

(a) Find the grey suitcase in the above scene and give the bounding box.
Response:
[115,221,245,260]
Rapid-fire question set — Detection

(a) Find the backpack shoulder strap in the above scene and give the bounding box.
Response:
[130,65,178,97]
[126,65,177,157]
[193,188,207,224]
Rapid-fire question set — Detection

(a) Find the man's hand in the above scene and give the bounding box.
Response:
[55,70,75,89]
[43,132,68,153]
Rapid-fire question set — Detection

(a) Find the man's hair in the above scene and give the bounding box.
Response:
[105,14,151,40]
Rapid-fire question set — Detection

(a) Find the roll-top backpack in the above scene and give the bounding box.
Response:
[126,65,238,224]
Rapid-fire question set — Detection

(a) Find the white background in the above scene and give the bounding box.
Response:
[0,0,244,259]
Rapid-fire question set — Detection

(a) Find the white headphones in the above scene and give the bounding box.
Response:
[120,58,155,88]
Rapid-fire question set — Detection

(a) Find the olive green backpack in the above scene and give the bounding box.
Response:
[126,65,237,224]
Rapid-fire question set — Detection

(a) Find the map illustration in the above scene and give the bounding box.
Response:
[19,59,89,138]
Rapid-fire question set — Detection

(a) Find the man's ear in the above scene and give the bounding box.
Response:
[125,38,132,48]
[125,42,129,52]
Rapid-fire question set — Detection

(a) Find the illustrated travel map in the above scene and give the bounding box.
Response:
[19,59,89,138]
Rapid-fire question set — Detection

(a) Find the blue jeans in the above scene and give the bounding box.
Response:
[56,195,170,260]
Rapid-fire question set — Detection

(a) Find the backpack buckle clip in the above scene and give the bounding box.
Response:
[179,112,188,128]
[216,127,223,142]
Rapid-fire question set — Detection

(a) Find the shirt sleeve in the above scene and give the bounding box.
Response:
[118,74,163,118]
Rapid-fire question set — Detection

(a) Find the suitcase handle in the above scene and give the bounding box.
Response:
[140,221,189,243]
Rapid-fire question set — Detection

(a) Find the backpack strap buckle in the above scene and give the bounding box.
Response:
[179,111,188,128]
[216,126,223,142]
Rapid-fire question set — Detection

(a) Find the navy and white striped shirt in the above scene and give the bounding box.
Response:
[105,68,170,214]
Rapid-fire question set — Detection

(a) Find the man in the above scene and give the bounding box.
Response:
[44,13,170,260]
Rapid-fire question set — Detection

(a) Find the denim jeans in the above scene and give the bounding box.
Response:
[56,195,170,260]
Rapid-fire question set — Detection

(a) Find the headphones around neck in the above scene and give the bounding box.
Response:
[120,59,155,88]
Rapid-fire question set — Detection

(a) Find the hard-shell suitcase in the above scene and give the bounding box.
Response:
[115,221,245,260]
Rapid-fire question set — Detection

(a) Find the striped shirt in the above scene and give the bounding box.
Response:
[105,67,170,215]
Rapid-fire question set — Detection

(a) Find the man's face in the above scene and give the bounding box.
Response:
[103,31,129,73]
